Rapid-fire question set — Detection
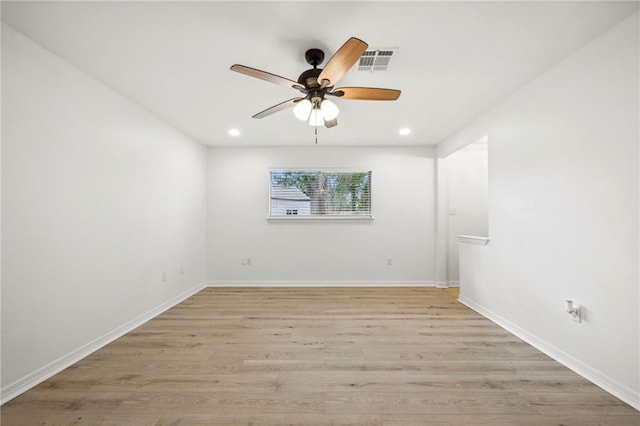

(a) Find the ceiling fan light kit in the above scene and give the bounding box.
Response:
[293,99,312,121]
[320,99,339,121]
[309,108,324,127]
[230,37,401,129]
[293,98,339,126]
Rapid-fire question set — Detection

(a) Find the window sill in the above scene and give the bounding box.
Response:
[267,215,374,222]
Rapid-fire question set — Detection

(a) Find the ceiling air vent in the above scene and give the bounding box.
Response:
[358,48,398,72]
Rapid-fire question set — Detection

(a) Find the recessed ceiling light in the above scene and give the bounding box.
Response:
[399,128,411,136]
[228,128,241,137]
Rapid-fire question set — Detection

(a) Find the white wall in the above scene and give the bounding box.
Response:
[207,146,435,285]
[439,13,639,408]
[1,24,207,401]
[444,141,489,283]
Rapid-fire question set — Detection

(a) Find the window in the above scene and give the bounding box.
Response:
[269,170,372,219]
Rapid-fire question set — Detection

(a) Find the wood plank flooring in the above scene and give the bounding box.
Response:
[2,287,638,425]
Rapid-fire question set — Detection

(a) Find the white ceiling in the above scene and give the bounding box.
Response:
[2,1,637,147]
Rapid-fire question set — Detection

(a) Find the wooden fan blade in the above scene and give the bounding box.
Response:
[231,64,305,91]
[324,118,338,128]
[317,37,368,88]
[332,87,401,101]
[252,98,304,119]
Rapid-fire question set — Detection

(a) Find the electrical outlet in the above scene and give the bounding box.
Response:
[565,300,581,323]
[387,258,392,266]
[162,272,167,282]
[570,306,582,323]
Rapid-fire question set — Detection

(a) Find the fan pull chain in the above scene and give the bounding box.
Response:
[315,126,318,145]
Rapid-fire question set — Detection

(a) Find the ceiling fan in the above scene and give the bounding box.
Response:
[230,37,401,128]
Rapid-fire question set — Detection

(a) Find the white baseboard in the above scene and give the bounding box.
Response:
[207,280,435,287]
[0,281,207,404]
[436,281,460,288]
[458,295,640,411]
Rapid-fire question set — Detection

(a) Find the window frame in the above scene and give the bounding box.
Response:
[268,168,374,221]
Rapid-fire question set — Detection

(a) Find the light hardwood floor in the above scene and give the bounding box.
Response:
[2,287,638,425]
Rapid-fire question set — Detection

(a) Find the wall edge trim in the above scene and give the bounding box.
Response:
[458,295,640,411]
[0,281,207,404]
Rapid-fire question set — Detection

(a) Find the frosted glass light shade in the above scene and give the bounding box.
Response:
[320,99,339,120]
[309,108,324,127]
[293,99,312,121]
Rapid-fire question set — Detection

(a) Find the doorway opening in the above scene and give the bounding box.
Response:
[443,136,489,285]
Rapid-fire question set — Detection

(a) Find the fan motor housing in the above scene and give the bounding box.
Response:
[298,68,322,89]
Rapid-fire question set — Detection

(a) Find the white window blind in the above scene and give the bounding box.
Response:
[269,170,372,218]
